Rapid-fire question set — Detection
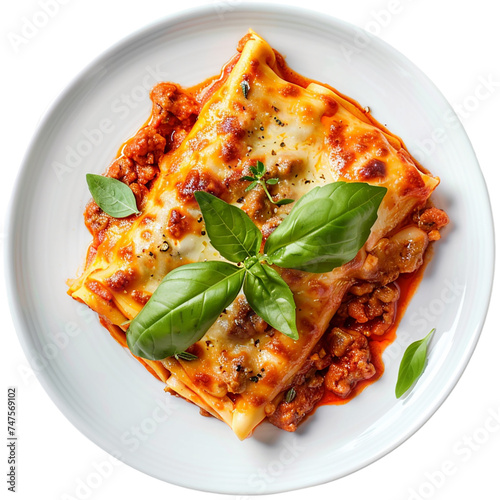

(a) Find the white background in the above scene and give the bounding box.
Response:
[2,0,498,499]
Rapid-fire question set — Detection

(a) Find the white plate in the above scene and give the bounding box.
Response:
[6,3,494,495]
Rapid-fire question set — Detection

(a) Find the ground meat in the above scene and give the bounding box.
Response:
[131,290,151,305]
[267,349,330,431]
[413,207,449,241]
[150,82,199,143]
[106,149,158,211]
[176,168,225,202]
[105,268,135,292]
[84,201,110,238]
[268,374,325,432]
[240,185,271,222]
[123,126,166,167]
[150,82,199,125]
[290,349,332,386]
[264,154,302,178]
[107,156,137,185]
[335,283,400,336]
[324,328,376,398]
[167,208,193,239]
[129,182,149,207]
[226,296,268,339]
[218,351,250,394]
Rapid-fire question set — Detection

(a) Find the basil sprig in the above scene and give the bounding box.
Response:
[241,161,294,206]
[395,328,435,398]
[86,174,140,218]
[127,181,386,360]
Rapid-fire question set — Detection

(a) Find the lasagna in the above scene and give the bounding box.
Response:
[68,31,449,439]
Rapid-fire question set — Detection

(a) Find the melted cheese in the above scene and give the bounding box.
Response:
[68,31,439,439]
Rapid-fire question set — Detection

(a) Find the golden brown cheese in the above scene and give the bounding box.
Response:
[68,31,439,439]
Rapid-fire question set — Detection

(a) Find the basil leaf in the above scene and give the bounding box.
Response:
[243,262,298,340]
[86,174,140,218]
[194,191,262,263]
[264,182,387,273]
[274,198,294,206]
[126,262,245,360]
[395,328,435,398]
[256,160,266,176]
[245,181,258,192]
[266,178,279,185]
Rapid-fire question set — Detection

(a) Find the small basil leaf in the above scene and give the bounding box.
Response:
[274,198,294,206]
[256,160,266,176]
[245,181,258,192]
[243,262,298,340]
[86,174,140,218]
[126,261,245,360]
[249,166,259,176]
[264,182,387,273]
[241,175,256,182]
[395,328,435,398]
[266,178,279,185]
[194,191,262,263]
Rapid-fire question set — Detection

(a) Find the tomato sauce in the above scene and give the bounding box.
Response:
[319,261,428,407]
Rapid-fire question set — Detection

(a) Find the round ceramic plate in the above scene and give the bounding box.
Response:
[7,3,493,494]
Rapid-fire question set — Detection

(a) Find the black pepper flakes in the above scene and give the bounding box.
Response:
[201,231,206,236]
[159,241,169,252]
[237,197,244,203]
[280,142,286,147]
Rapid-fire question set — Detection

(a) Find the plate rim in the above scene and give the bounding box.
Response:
[5,2,495,494]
